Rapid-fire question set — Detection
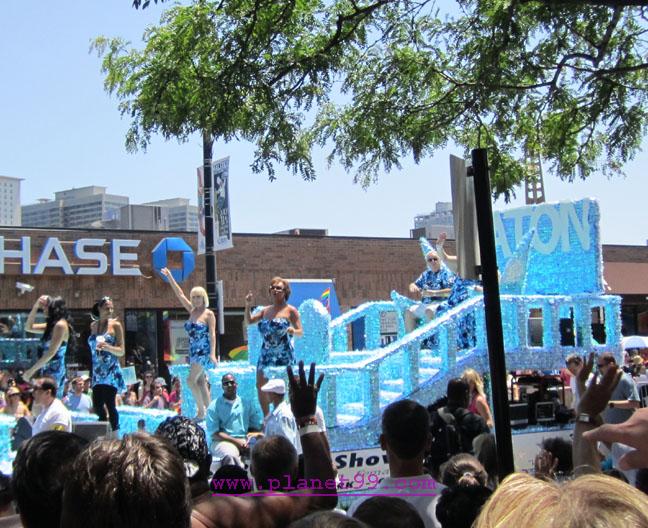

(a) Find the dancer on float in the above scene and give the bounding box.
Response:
[88,297,126,431]
[161,267,217,420]
[462,368,494,428]
[245,276,303,416]
[24,295,73,397]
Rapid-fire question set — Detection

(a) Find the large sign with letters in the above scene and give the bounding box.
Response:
[0,235,196,283]
[494,198,603,295]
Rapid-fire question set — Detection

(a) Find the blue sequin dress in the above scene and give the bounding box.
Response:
[257,318,295,370]
[89,333,126,392]
[41,339,67,398]
[184,321,213,369]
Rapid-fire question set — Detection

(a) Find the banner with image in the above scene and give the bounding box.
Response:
[212,157,233,251]
[196,157,233,254]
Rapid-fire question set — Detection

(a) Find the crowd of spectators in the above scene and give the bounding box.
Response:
[0,367,184,421]
[0,352,645,527]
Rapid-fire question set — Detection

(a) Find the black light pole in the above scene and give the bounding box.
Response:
[202,131,220,358]
[471,148,515,479]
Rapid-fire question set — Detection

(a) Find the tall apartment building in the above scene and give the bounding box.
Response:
[22,186,129,229]
[0,176,22,226]
[413,201,455,239]
[143,198,198,232]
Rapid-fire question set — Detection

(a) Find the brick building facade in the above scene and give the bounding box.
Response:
[1,226,647,373]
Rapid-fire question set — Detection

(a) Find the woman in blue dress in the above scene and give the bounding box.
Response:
[161,267,217,420]
[245,276,303,416]
[89,296,126,431]
[24,295,74,397]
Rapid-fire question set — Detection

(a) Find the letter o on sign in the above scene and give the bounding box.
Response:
[151,237,195,283]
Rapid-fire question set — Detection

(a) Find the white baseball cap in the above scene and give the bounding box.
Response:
[260,378,285,395]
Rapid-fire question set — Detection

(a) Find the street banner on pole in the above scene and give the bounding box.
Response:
[212,157,233,251]
[196,167,207,255]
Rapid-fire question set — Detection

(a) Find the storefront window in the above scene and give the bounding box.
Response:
[162,310,190,366]
[124,310,159,374]
[221,311,246,361]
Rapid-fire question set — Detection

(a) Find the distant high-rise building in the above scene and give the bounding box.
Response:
[22,185,198,232]
[413,202,455,239]
[0,175,22,226]
[100,204,170,231]
[143,198,198,232]
[22,186,128,229]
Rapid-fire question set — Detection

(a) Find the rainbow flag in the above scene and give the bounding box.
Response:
[320,288,331,312]
[228,345,248,361]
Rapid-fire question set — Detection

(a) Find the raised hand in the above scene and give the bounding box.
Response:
[577,363,622,417]
[583,408,648,470]
[287,361,324,420]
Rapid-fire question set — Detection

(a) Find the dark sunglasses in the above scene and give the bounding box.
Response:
[269,286,284,292]
[597,363,607,368]
[222,380,236,387]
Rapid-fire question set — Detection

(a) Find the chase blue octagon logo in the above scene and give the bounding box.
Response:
[152,237,195,283]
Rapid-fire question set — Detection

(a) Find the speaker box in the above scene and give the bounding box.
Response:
[72,421,112,442]
[509,402,529,427]
[536,402,555,423]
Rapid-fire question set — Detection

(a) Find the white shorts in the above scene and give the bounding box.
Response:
[408,302,439,319]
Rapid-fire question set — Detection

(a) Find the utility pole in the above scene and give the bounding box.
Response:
[471,148,515,479]
[202,131,220,358]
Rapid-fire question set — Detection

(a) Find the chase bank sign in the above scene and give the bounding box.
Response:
[0,236,195,283]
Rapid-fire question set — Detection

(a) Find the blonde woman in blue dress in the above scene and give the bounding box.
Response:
[161,267,217,420]
[245,276,303,416]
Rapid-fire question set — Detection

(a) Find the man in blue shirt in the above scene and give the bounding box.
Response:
[598,353,640,424]
[406,249,456,332]
[206,373,262,467]
[64,377,93,413]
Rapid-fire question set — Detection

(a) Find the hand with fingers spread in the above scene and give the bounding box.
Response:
[583,408,648,470]
[287,361,324,420]
[577,359,622,417]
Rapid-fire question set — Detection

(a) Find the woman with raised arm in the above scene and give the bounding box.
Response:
[245,276,303,416]
[161,267,216,420]
[24,295,73,397]
[89,296,126,432]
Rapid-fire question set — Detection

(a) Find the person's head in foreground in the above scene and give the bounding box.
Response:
[440,453,488,488]
[155,416,212,498]
[473,472,648,528]
[60,434,190,528]
[353,496,425,528]
[380,399,430,462]
[288,511,366,528]
[250,435,299,492]
[12,431,88,528]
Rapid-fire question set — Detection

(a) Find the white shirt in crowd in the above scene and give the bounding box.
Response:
[264,399,300,453]
[32,398,72,436]
[64,392,93,414]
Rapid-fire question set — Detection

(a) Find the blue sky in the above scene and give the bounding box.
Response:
[1,1,646,244]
